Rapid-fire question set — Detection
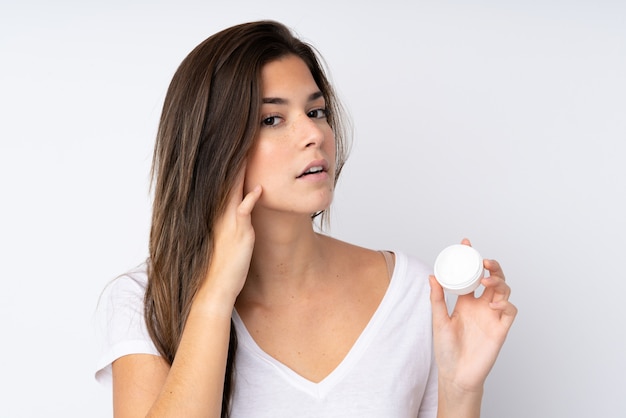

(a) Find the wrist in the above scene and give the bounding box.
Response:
[437,378,483,418]
[190,282,237,319]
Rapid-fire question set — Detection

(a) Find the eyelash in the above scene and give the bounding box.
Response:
[260,108,328,128]
[307,108,328,119]
[261,114,282,127]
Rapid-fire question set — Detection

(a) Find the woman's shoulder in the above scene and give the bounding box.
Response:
[95,261,158,384]
[97,261,150,324]
[321,235,433,281]
[321,236,386,274]
[101,261,149,300]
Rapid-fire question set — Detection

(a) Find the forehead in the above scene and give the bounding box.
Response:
[260,55,320,95]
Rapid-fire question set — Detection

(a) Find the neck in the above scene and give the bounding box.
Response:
[241,209,330,301]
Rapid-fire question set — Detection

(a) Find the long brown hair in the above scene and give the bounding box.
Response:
[145,20,350,416]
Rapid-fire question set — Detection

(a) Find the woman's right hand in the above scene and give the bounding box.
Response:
[198,166,262,309]
[119,170,261,418]
[114,169,262,418]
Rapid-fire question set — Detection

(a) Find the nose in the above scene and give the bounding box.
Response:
[295,113,325,148]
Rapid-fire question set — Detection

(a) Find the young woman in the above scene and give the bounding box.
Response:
[95,20,517,418]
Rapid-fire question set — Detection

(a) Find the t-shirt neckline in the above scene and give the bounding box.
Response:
[231,251,406,399]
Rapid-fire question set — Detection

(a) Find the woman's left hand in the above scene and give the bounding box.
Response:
[429,238,518,394]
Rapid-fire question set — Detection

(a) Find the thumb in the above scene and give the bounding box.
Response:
[429,275,450,327]
[238,185,263,217]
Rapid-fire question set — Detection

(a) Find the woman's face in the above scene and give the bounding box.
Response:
[245,55,336,216]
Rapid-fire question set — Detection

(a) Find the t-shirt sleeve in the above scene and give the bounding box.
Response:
[94,265,160,386]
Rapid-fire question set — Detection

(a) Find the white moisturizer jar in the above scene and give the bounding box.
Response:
[434,244,485,295]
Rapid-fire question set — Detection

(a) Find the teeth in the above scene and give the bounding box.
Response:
[305,166,323,174]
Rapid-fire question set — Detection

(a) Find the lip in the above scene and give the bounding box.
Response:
[296,159,330,178]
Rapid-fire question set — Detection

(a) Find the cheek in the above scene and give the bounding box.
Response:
[325,130,337,172]
[244,141,282,192]
[244,146,262,193]
[243,169,256,195]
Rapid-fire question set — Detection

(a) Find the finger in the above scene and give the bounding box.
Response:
[480,258,508,302]
[481,275,511,303]
[484,259,505,281]
[429,275,450,326]
[482,274,510,293]
[237,185,262,217]
[489,300,518,329]
[460,238,472,246]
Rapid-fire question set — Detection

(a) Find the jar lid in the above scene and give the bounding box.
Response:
[434,244,484,295]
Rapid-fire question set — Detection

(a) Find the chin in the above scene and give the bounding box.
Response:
[313,190,334,211]
[291,199,333,218]
[259,189,334,215]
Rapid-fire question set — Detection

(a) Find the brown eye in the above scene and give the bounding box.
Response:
[307,108,327,119]
[261,116,281,127]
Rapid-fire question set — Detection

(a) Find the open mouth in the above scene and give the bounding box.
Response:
[297,166,325,178]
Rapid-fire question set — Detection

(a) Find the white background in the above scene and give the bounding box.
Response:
[1,0,625,416]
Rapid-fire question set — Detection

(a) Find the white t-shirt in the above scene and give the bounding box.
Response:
[95,252,437,417]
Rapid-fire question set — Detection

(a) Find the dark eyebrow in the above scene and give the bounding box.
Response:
[262,91,324,105]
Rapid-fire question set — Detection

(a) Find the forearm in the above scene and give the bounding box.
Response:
[436,379,483,418]
[147,290,235,418]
